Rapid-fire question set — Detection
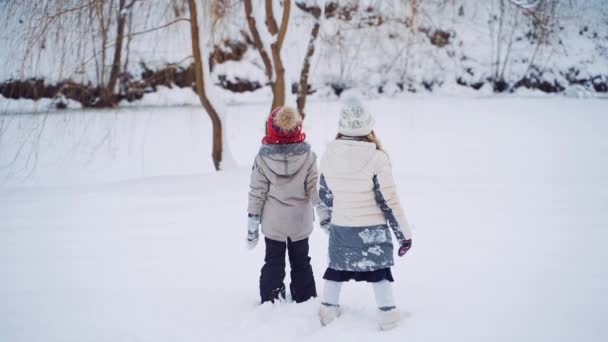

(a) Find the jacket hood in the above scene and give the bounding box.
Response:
[322,140,377,174]
[259,142,311,176]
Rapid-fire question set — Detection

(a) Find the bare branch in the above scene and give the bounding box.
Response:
[297,19,320,113]
[244,0,273,80]
[74,18,190,76]
[276,0,291,50]
[124,17,190,39]
[43,0,97,20]
[265,0,279,35]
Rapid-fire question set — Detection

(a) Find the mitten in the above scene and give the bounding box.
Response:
[398,239,412,257]
[247,214,260,250]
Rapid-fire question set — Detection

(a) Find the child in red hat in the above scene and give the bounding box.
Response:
[246,106,319,304]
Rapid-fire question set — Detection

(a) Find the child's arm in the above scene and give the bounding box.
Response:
[305,153,331,228]
[373,151,412,244]
[246,156,269,249]
[317,174,333,229]
[305,155,320,206]
[247,156,269,218]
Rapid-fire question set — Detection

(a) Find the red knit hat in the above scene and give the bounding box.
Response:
[262,106,306,145]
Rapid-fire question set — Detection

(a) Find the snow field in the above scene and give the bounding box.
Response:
[1,97,607,341]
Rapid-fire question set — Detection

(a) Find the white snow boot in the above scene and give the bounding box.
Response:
[378,308,400,331]
[319,304,342,326]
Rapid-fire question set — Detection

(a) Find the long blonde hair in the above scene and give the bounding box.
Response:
[336,130,382,150]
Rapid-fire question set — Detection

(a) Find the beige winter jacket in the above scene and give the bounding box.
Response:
[248,142,319,242]
[319,139,412,240]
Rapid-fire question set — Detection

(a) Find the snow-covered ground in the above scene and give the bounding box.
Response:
[1,97,607,341]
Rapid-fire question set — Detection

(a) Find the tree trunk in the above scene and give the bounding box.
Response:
[296,20,320,114]
[269,0,291,110]
[495,0,506,81]
[410,0,417,31]
[121,1,135,94]
[96,1,110,95]
[188,0,223,171]
[103,0,127,106]
[500,11,519,80]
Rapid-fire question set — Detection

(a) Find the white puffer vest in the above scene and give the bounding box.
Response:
[319,140,412,240]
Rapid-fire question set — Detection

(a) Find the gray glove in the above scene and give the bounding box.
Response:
[246,214,260,249]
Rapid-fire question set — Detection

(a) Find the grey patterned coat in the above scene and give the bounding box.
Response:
[248,143,319,242]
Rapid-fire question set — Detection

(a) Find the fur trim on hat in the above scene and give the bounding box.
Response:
[273,106,302,132]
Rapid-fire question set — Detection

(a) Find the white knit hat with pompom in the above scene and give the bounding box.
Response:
[338,97,375,136]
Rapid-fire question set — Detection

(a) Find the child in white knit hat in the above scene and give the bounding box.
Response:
[316,97,413,330]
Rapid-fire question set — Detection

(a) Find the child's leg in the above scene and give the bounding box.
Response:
[372,280,400,330]
[286,237,317,303]
[371,280,396,311]
[259,237,287,303]
[319,280,342,326]
[321,280,342,306]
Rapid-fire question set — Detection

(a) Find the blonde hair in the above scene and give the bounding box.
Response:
[336,130,382,150]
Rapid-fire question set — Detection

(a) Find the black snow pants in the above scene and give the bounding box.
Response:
[259,237,317,304]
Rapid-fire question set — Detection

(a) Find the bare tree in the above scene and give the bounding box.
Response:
[187,0,224,170]
[243,0,291,112]
[295,1,322,114]
[520,0,559,76]
[1,0,230,172]
[490,0,559,89]
[100,0,128,106]
[489,0,521,89]
[3,0,189,106]
[399,0,419,85]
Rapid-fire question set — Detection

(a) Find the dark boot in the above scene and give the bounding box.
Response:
[260,238,287,304]
[287,238,317,303]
